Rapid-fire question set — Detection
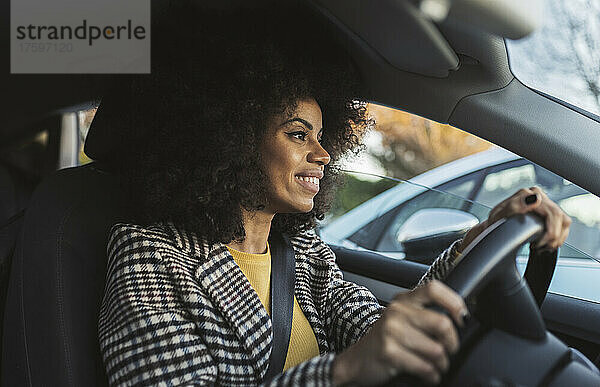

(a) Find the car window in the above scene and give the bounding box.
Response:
[506,0,600,117]
[375,174,484,255]
[475,161,587,209]
[325,170,600,303]
[474,160,596,261]
[323,105,600,303]
[475,161,536,205]
[77,107,96,166]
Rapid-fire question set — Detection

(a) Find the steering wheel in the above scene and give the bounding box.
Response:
[387,213,562,386]
[444,213,555,340]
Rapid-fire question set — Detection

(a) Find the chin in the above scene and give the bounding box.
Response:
[285,199,314,214]
[289,202,313,213]
[271,195,315,214]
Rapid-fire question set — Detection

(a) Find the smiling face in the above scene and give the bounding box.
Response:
[260,98,331,214]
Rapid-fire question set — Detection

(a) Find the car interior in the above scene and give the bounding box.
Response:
[1,0,600,386]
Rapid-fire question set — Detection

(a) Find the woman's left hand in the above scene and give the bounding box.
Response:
[459,186,572,253]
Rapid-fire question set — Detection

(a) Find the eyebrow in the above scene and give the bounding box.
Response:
[280,117,322,133]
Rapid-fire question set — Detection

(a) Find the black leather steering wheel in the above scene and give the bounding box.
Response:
[387,213,560,386]
[444,213,557,340]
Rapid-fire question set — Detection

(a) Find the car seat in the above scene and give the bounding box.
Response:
[0,101,131,386]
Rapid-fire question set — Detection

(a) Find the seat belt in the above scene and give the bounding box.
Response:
[264,230,296,381]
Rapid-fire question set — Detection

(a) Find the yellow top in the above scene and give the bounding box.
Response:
[226,243,320,371]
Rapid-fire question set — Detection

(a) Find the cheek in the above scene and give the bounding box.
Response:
[260,137,303,197]
[262,154,290,194]
[266,152,296,182]
[274,164,295,192]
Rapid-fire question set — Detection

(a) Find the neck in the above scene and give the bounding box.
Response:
[226,208,274,254]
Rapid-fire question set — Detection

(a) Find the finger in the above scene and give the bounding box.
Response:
[384,342,441,385]
[545,213,571,250]
[526,189,557,248]
[387,309,451,372]
[377,305,448,380]
[514,186,542,214]
[558,215,572,248]
[407,307,460,356]
[552,221,570,251]
[542,208,562,248]
[488,187,528,220]
[525,186,544,208]
[409,280,468,327]
[533,202,563,248]
[489,187,539,223]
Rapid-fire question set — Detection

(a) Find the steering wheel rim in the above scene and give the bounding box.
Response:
[446,213,551,299]
[444,213,555,340]
[387,213,559,387]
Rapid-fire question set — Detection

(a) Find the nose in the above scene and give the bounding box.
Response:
[308,140,331,166]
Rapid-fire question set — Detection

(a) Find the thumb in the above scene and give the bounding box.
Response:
[521,190,542,213]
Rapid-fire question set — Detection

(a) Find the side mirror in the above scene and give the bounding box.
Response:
[397,208,479,264]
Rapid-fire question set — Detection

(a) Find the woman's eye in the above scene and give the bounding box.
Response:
[288,131,308,141]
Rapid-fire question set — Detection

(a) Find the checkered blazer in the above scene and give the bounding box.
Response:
[98,222,460,386]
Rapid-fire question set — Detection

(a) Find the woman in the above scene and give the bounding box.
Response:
[97,4,571,386]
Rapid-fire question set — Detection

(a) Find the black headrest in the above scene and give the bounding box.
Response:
[83,95,136,163]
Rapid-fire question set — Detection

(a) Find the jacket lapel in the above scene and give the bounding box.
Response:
[290,235,331,354]
[163,222,272,379]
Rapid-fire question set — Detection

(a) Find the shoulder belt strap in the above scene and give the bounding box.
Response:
[264,230,296,380]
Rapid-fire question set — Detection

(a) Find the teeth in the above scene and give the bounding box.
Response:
[296,176,319,184]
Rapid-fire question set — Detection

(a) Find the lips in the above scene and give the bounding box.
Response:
[295,172,322,194]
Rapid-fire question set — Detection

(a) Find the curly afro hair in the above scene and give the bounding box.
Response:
[104,2,373,245]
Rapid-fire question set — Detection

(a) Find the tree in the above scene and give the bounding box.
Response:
[507,0,600,114]
[554,0,600,109]
[366,104,492,180]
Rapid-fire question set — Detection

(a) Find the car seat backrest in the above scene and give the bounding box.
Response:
[0,165,30,224]
[0,210,24,372]
[1,162,130,386]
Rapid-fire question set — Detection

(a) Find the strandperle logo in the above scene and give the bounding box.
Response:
[15,19,146,46]
[11,0,150,73]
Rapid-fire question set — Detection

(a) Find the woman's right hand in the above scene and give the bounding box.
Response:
[332,280,468,386]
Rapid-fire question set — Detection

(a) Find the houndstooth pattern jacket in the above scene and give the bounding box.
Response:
[98,221,460,386]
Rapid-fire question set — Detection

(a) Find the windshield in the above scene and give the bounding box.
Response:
[321,170,600,303]
[506,0,600,116]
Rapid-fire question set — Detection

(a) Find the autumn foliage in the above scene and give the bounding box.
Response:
[368,104,492,179]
